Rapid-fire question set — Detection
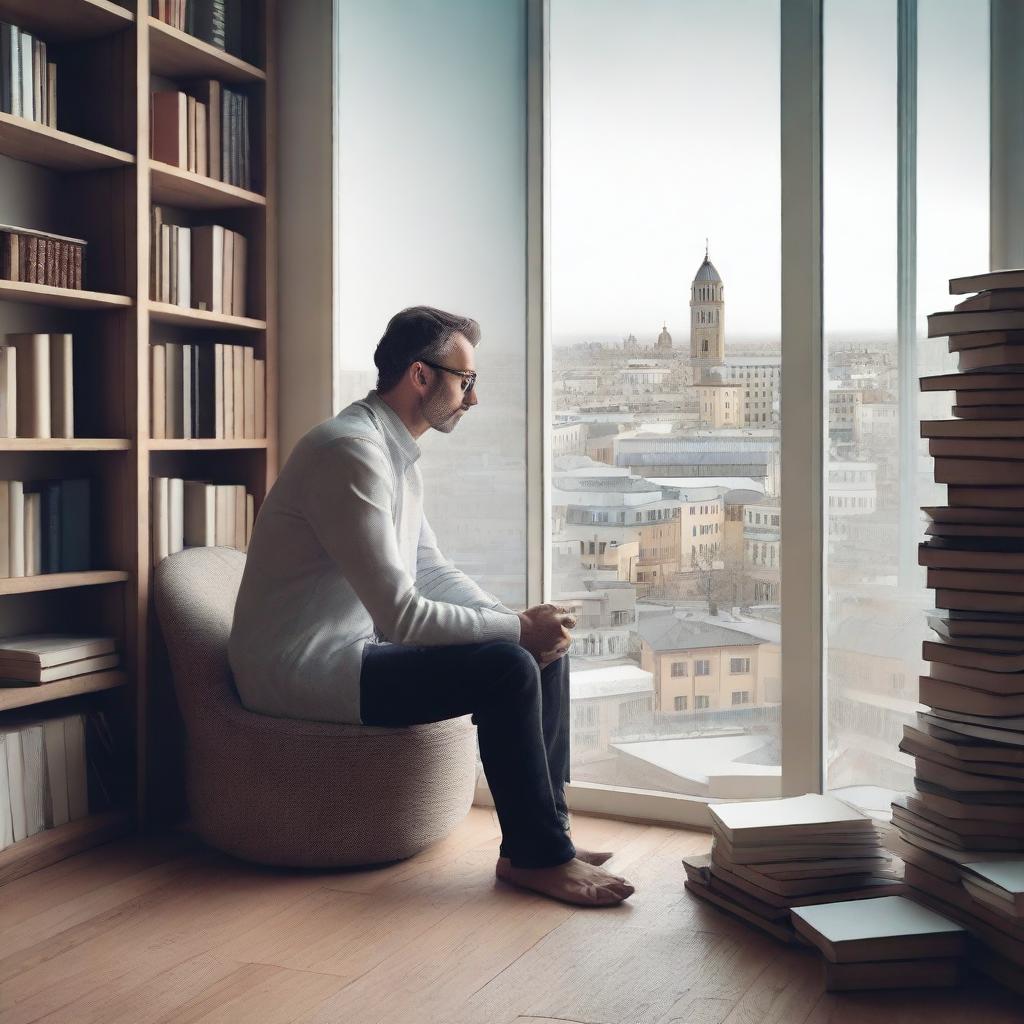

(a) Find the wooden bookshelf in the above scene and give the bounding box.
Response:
[0,0,278,885]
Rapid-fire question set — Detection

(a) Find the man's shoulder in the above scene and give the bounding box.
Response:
[298,400,387,454]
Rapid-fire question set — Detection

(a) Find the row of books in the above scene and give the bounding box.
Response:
[0,478,91,578]
[0,634,119,688]
[151,82,253,190]
[0,333,74,439]
[152,476,253,566]
[0,224,86,290]
[2,700,129,851]
[683,793,973,992]
[151,342,265,440]
[150,0,256,65]
[894,266,1024,995]
[150,207,247,316]
[0,21,57,127]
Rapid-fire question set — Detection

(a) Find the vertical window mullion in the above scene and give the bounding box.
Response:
[780,0,824,796]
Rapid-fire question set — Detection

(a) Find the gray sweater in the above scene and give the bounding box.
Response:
[228,389,522,724]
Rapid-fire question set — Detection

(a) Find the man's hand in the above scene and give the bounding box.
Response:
[518,603,576,669]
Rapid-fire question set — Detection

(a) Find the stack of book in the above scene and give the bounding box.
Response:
[1,704,129,850]
[0,333,74,438]
[150,81,252,189]
[150,1,255,65]
[151,475,254,565]
[150,341,265,439]
[150,206,247,316]
[0,21,57,127]
[894,266,1024,993]
[0,634,118,688]
[682,793,903,943]
[0,225,85,289]
[790,896,968,991]
[0,477,91,577]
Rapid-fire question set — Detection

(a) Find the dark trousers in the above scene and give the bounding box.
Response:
[359,639,577,869]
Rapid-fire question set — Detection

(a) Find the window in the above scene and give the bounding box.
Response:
[694,659,711,677]
[695,695,710,710]
[731,691,752,705]
[674,696,688,711]
[729,657,751,674]
[670,661,688,677]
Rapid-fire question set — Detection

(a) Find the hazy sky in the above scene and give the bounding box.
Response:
[549,0,989,342]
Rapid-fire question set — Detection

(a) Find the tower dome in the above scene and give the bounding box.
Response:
[656,322,673,349]
[693,257,722,285]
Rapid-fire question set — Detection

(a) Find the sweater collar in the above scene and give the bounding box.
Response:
[363,390,422,465]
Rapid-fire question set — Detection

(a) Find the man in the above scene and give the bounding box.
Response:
[229,306,635,907]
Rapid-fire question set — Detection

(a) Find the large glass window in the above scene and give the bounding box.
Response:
[823,0,989,809]
[549,0,782,802]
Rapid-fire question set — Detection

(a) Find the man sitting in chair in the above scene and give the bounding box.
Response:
[228,305,636,907]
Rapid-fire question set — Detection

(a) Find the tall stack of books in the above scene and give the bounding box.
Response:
[682,793,903,943]
[0,333,74,439]
[150,341,265,439]
[1,703,130,851]
[151,475,254,566]
[150,81,252,189]
[0,477,91,577]
[150,207,247,316]
[0,225,86,289]
[893,266,1024,993]
[0,20,57,127]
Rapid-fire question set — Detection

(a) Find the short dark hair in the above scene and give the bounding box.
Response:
[373,305,481,393]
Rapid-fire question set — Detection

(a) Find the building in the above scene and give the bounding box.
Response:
[724,356,781,426]
[552,416,588,457]
[655,322,673,351]
[828,460,878,540]
[637,613,781,713]
[689,246,726,368]
[636,496,725,589]
[696,379,742,428]
[829,386,864,441]
[743,497,781,603]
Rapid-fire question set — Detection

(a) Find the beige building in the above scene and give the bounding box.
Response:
[637,614,781,713]
[689,250,725,367]
[696,381,742,428]
[634,496,724,590]
[743,498,781,603]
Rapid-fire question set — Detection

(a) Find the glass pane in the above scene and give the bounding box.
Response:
[549,0,782,800]
[334,0,528,608]
[823,0,989,812]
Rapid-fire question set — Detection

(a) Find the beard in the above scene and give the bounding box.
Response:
[421,383,466,433]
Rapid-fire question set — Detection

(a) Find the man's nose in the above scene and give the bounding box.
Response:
[466,387,479,408]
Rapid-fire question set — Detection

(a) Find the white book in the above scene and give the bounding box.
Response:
[242,345,254,438]
[64,715,88,821]
[153,476,169,567]
[177,225,191,308]
[151,343,166,439]
[232,345,243,438]
[181,342,192,440]
[8,479,24,577]
[49,333,73,438]
[255,357,265,438]
[961,860,1024,915]
[19,29,32,122]
[5,728,26,841]
[183,480,216,546]
[0,633,116,667]
[9,333,50,438]
[220,483,234,547]
[23,490,40,575]
[223,344,234,439]
[169,476,184,553]
[0,345,16,437]
[0,653,118,685]
[790,896,967,964]
[42,717,69,827]
[0,480,9,577]
[20,723,45,837]
[0,734,11,850]
[709,793,874,846]
[233,485,245,550]
[245,492,253,550]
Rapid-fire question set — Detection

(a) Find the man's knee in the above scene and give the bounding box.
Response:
[479,640,540,692]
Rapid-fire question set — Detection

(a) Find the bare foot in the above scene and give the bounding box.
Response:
[498,846,613,869]
[494,856,635,906]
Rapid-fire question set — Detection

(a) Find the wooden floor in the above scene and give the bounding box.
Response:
[0,808,1021,1024]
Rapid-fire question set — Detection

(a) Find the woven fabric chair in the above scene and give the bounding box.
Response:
[153,545,477,868]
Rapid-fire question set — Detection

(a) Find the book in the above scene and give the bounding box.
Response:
[822,957,965,992]
[923,638,1024,674]
[0,345,15,437]
[683,878,799,944]
[708,793,875,846]
[790,896,967,963]
[0,653,119,686]
[8,333,50,437]
[0,634,116,667]
[48,333,73,438]
[922,419,1024,439]
[929,309,1024,337]
[961,861,1024,917]
[151,90,187,167]
[950,269,1024,294]
[920,676,1024,717]
[921,371,1024,391]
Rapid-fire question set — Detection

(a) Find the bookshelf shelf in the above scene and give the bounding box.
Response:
[0,280,133,311]
[0,570,130,596]
[148,438,267,450]
[0,0,134,43]
[148,301,266,330]
[0,112,135,173]
[0,809,133,887]
[0,438,132,451]
[150,161,266,210]
[148,17,266,84]
[0,669,129,712]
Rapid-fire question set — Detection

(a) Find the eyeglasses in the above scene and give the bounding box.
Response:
[420,360,477,394]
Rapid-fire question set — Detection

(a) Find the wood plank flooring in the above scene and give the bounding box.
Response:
[1,807,1021,1024]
